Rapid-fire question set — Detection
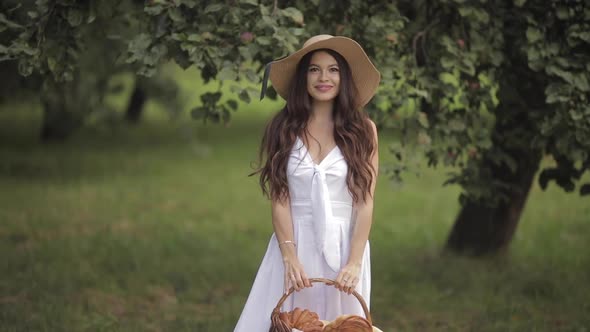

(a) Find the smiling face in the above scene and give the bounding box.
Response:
[306,51,341,103]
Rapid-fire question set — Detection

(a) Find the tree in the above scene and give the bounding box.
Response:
[2,0,588,254]
[0,0,182,139]
[384,0,590,255]
[290,0,589,255]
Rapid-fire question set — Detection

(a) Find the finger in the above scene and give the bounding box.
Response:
[301,271,311,287]
[344,275,354,287]
[335,271,345,285]
[351,277,359,289]
[290,273,300,291]
[348,277,358,290]
[294,273,305,291]
[348,277,359,294]
[339,273,350,288]
[343,281,352,294]
[284,272,288,294]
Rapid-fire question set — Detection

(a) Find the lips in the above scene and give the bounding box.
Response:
[315,85,333,92]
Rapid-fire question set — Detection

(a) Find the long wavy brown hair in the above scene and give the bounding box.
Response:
[252,49,376,203]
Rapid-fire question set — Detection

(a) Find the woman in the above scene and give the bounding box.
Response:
[234,34,380,331]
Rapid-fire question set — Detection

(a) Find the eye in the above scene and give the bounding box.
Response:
[308,67,319,72]
[329,67,340,73]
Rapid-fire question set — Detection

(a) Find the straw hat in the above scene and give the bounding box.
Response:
[262,34,381,109]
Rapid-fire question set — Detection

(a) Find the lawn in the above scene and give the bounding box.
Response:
[1,72,589,331]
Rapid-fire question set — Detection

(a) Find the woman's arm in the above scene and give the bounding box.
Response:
[336,119,379,294]
[272,197,311,292]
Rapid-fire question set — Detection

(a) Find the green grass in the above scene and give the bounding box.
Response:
[1,72,589,331]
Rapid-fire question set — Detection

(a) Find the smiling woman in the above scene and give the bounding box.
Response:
[306,51,341,103]
[234,35,381,331]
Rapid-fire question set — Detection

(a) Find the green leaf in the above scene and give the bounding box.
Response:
[168,8,185,22]
[17,59,33,76]
[201,32,214,40]
[238,89,251,103]
[280,7,304,25]
[574,74,590,92]
[191,106,208,119]
[218,66,238,81]
[256,36,271,45]
[458,7,473,17]
[187,34,201,42]
[569,109,584,121]
[526,27,543,43]
[440,56,455,69]
[200,92,222,105]
[238,46,252,60]
[545,91,568,104]
[556,6,569,19]
[514,0,527,7]
[417,112,429,128]
[474,9,490,24]
[244,68,258,82]
[240,0,259,5]
[449,119,466,131]
[47,57,58,72]
[204,4,224,14]
[484,50,501,66]
[67,9,83,27]
[145,4,166,15]
[417,131,432,145]
[440,72,459,87]
[546,65,575,85]
[411,87,429,99]
[370,16,386,29]
[226,99,238,110]
[0,13,23,29]
[459,58,475,76]
[290,27,305,36]
[178,0,198,8]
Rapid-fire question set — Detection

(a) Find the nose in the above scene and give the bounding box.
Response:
[319,69,329,81]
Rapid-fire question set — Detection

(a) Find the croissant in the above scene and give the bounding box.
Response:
[275,307,323,332]
[278,312,291,326]
[291,308,323,332]
[323,314,372,332]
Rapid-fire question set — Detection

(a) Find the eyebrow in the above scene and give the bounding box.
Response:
[309,63,339,68]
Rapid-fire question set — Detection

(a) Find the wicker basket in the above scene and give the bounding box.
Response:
[269,278,383,332]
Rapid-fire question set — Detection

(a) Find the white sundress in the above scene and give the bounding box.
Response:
[234,137,371,331]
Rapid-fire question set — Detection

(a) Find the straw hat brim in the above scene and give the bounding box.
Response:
[268,36,380,109]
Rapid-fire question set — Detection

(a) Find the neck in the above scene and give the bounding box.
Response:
[310,100,334,124]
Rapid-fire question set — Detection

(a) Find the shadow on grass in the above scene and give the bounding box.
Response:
[0,102,271,183]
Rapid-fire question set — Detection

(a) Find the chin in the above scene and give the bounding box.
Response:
[311,93,338,103]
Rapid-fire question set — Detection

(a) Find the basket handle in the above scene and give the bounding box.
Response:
[271,277,372,325]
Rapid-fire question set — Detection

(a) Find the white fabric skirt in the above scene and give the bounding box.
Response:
[234,202,371,332]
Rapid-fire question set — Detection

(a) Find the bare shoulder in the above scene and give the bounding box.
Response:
[365,118,378,142]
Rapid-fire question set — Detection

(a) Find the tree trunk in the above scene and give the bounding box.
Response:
[40,81,80,141]
[125,82,146,124]
[445,136,542,255]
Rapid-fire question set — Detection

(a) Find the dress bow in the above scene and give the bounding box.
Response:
[311,164,341,272]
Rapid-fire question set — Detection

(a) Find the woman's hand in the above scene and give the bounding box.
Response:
[335,262,361,294]
[282,252,311,293]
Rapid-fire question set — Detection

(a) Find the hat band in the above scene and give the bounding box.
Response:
[260,54,289,101]
[260,62,272,101]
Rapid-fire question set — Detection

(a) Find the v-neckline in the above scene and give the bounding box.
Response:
[297,136,339,167]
